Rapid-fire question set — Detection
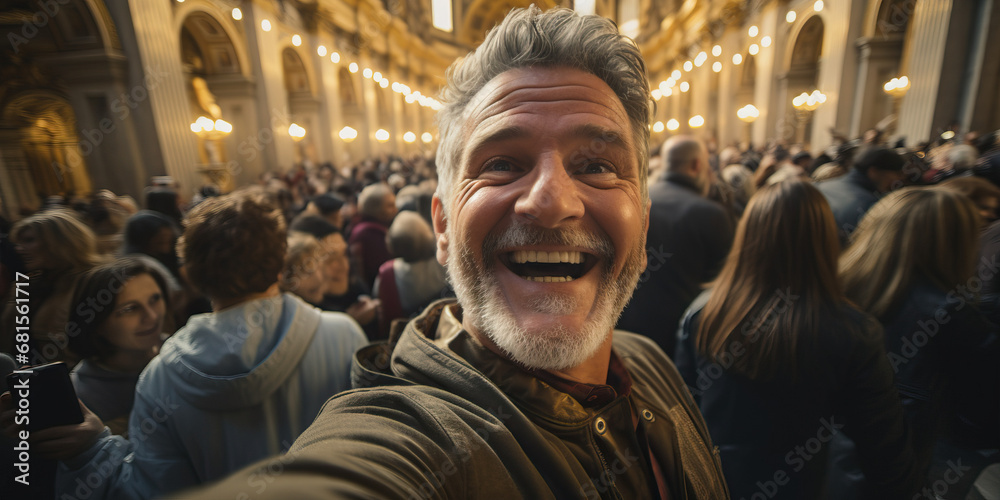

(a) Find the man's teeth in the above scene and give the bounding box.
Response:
[525,276,573,283]
[511,250,582,264]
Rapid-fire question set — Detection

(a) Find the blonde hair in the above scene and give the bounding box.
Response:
[840,186,980,318]
[11,209,103,273]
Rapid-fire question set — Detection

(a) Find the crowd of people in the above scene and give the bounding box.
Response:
[0,5,998,499]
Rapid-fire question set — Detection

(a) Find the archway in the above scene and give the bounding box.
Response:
[737,54,757,146]
[282,47,318,166]
[0,0,114,214]
[3,93,92,200]
[786,15,824,146]
[180,11,244,191]
[851,0,915,137]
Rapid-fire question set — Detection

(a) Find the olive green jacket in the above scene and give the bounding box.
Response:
[178,300,730,499]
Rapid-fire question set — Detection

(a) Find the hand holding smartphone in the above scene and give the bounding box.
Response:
[6,362,84,432]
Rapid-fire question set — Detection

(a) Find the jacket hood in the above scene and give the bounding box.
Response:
[154,293,321,410]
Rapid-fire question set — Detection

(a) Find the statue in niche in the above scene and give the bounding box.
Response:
[186,56,222,120]
[184,55,226,165]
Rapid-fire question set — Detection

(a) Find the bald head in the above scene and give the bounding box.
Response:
[661,136,709,178]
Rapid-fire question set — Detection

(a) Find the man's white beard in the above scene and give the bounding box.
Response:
[447,220,644,371]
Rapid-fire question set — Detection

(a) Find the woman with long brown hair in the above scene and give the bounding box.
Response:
[674,180,918,498]
[832,186,999,496]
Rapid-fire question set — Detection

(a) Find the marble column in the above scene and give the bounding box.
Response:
[125,0,199,199]
[896,0,954,144]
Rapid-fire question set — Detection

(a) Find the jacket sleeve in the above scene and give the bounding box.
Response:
[836,316,921,498]
[167,388,521,500]
[55,390,199,500]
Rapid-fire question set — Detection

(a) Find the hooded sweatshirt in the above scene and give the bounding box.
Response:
[56,293,367,500]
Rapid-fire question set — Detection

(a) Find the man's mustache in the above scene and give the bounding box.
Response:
[482,221,615,266]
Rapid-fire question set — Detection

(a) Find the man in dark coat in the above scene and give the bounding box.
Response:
[816,147,905,245]
[617,136,734,357]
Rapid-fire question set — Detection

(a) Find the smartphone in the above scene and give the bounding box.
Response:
[6,362,84,431]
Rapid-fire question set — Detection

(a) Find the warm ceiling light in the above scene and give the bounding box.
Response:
[214,119,233,134]
[761,36,772,48]
[362,68,373,79]
[814,0,824,12]
[288,123,306,139]
[712,45,722,57]
[339,126,358,142]
[694,51,708,67]
[651,89,662,100]
[375,129,390,142]
[652,121,665,133]
[712,61,722,73]
[683,60,693,72]
[748,25,759,37]
[292,34,302,46]
[403,131,417,143]
[680,82,690,92]
[349,62,358,73]
[786,10,797,23]
[666,119,680,131]
[317,45,327,57]
[261,19,271,32]
[749,44,760,55]
[421,132,433,143]
[330,52,340,63]
[231,8,242,20]
[737,104,760,122]
[733,53,743,65]
[689,115,705,128]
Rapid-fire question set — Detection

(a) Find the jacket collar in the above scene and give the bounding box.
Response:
[662,171,702,193]
[355,299,627,424]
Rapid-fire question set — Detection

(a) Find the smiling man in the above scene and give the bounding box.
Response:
[178,7,728,499]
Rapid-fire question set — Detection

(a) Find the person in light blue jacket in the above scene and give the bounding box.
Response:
[2,188,367,500]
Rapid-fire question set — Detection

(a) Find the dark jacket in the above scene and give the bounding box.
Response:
[176,300,730,499]
[675,292,920,499]
[880,279,999,456]
[827,279,1000,498]
[815,168,880,245]
[617,173,734,357]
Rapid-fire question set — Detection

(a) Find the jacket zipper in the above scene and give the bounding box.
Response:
[592,435,623,500]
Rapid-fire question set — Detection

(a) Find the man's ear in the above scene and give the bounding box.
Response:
[431,195,449,266]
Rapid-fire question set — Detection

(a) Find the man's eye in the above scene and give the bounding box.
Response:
[480,158,520,175]
[484,159,514,172]
[579,162,612,174]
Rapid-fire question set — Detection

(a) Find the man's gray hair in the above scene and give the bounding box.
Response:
[435,6,651,214]
[358,183,393,219]
[386,210,437,263]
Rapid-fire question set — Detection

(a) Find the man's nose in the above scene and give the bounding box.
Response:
[514,156,585,228]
